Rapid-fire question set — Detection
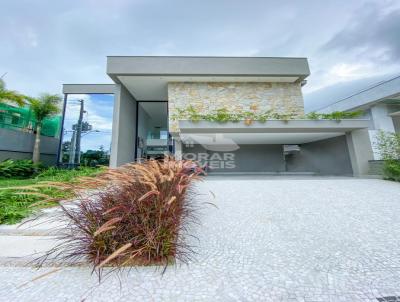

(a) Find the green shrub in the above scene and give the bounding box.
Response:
[37,166,103,182]
[383,160,400,182]
[0,166,103,224]
[172,105,363,123]
[0,191,39,224]
[0,159,41,178]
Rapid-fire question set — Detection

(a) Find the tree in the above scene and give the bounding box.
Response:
[0,79,26,107]
[81,148,109,166]
[30,94,62,164]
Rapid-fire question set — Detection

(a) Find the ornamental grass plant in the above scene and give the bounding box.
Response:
[36,158,204,277]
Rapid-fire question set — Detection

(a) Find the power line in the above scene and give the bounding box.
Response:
[313,74,400,112]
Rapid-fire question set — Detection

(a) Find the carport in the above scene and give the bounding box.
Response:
[176,119,373,176]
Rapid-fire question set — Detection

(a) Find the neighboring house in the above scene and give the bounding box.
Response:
[0,103,61,165]
[63,56,374,176]
[317,75,400,159]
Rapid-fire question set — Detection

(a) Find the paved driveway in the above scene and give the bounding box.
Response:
[1,177,400,301]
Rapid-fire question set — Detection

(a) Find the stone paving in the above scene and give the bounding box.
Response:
[0,177,400,301]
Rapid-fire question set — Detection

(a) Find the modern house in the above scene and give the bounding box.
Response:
[317,75,400,159]
[63,56,374,176]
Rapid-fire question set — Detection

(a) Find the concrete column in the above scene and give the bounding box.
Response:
[346,129,374,176]
[110,84,137,168]
[369,104,396,159]
[392,115,400,133]
[174,138,183,160]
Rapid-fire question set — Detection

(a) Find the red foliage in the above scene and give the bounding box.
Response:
[37,158,204,277]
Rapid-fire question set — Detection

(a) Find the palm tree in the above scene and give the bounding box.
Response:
[0,79,26,106]
[30,94,62,164]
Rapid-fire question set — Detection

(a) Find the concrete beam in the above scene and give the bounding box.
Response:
[370,104,396,132]
[177,120,370,135]
[63,84,115,94]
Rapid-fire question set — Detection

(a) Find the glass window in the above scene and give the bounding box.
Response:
[136,102,168,160]
[59,94,114,167]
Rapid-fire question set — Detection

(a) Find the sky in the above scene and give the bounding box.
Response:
[2,0,400,150]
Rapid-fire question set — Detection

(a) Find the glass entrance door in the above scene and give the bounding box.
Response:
[136,101,169,160]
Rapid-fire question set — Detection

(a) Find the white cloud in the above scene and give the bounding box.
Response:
[25,27,39,48]
[330,63,369,78]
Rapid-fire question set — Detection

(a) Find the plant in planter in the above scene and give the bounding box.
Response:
[241,110,257,125]
[305,111,320,120]
[211,108,232,123]
[305,110,364,121]
[172,105,364,124]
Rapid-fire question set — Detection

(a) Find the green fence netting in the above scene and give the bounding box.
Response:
[0,103,62,137]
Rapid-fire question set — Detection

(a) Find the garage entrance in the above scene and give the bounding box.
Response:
[182,135,353,175]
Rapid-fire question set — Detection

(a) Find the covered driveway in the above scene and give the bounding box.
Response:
[178,120,373,176]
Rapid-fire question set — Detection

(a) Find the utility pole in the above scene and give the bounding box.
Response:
[68,99,84,167]
[68,130,77,166]
[75,100,84,165]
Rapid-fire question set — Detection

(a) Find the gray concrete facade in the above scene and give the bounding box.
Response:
[109,84,137,168]
[286,135,353,175]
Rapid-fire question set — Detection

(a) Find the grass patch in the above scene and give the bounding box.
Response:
[0,166,103,224]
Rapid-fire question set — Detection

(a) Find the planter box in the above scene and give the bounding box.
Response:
[178,119,370,134]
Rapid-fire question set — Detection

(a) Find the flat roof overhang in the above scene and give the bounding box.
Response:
[63,84,116,94]
[106,56,310,101]
[177,119,370,145]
